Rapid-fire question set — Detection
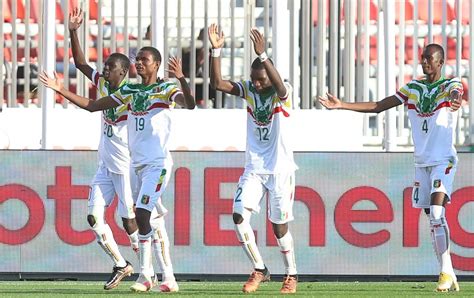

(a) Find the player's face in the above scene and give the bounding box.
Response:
[135,50,160,78]
[250,68,272,93]
[421,47,443,75]
[102,58,124,84]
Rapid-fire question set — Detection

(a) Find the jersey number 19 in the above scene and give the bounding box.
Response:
[135,117,145,131]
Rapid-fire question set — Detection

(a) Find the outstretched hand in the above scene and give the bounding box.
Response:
[249,28,265,55]
[449,90,462,112]
[318,93,343,110]
[208,23,225,49]
[69,7,83,31]
[166,56,184,79]
[38,71,63,92]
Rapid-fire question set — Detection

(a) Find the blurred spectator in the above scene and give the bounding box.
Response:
[17,63,39,105]
[129,24,152,66]
[182,28,216,108]
[145,24,151,40]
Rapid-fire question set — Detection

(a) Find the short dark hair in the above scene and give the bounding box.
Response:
[140,46,162,63]
[426,43,445,60]
[251,57,273,70]
[108,53,131,71]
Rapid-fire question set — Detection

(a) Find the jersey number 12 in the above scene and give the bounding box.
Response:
[257,127,270,141]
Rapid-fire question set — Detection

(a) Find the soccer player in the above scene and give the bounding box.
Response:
[319,43,463,292]
[39,46,195,293]
[208,24,298,294]
[68,8,136,290]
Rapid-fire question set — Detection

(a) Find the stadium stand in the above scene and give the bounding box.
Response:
[1,0,471,147]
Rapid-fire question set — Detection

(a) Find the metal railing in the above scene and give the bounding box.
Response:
[1,0,473,148]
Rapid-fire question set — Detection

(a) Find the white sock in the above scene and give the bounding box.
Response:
[138,231,154,277]
[427,213,441,267]
[93,223,127,268]
[151,216,175,282]
[235,220,265,270]
[430,205,456,280]
[128,230,140,260]
[277,231,297,276]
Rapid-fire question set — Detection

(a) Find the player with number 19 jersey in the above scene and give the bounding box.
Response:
[237,80,298,173]
[111,80,183,169]
[395,77,463,167]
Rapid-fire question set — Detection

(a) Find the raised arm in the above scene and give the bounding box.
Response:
[39,71,119,112]
[208,24,241,96]
[69,8,94,81]
[166,56,196,109]
[318,93,402,113]
[249,28,287,98]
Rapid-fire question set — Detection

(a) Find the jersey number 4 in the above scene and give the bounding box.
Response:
[422,119,428,133]
[413,187,419,203]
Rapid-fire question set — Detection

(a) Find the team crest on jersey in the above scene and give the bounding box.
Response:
[131,91,151,112]
[141,194,150,204]
[417,91,438,115]
[103,107,118,122]
[252,94,274,126]
[433,179,442,188]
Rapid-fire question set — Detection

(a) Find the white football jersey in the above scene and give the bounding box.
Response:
[237,80,298,174]
[395,77,463,167]
[92,70,130,174]
[112,80,182,169]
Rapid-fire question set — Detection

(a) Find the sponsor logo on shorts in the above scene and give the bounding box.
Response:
[141,195,150,204]
[433,179,442,188]
[281,212,288,221]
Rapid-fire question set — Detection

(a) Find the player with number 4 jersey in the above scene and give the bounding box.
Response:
[319,43,463,293]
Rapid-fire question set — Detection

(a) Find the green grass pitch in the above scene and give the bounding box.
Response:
[0,281,473,297]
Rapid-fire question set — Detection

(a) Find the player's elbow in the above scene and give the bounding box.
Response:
[85,102,101,112]
[209,79,218,90]
[373,107,384,114]
[373,104,387,114]
[186,101,196,110]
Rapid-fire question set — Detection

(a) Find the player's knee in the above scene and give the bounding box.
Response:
[87,214,96,228]
[272,223,288,239]
[122,217,138,235]
[233,213,244,224]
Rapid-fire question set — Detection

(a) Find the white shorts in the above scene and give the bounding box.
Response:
[88,163,135,219]
[233,170,295,224]
[133,164,171,214]
[412,162,456,209]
